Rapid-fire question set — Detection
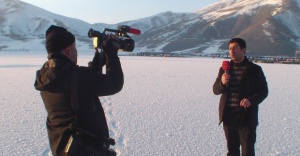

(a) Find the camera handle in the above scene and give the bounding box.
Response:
[93,47,105,74]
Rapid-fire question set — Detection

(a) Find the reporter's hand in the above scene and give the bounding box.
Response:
[240,98,251,108]
[221,73,230,86]
[103,34,120,57]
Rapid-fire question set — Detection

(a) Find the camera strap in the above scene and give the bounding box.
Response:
[71,67,79,111]
[69,66,115,146]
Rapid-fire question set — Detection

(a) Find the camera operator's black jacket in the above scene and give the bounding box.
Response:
[34,47,123,156]
[213,57,268,127]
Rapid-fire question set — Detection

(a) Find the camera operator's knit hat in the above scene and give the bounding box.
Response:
[45,25,75,53]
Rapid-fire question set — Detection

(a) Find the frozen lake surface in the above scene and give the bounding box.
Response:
[0,51,299,155]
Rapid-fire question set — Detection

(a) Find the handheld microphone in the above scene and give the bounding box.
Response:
[222,60,230,74]
[222,60,230,87]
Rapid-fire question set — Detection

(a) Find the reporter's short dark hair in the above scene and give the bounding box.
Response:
[228,38,246,49]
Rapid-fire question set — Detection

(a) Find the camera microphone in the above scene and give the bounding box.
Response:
[117,25,141,35]
[128,27,141,35]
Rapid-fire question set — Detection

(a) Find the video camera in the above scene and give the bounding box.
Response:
[88,25,141,52]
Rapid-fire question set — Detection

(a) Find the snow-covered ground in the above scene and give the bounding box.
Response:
[0,51,299,156]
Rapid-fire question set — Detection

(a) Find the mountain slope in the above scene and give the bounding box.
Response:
[1,0,299,56]
[129,0,300,56]
[0,0,106,50]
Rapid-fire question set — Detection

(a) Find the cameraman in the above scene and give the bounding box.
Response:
[34,25,123,156]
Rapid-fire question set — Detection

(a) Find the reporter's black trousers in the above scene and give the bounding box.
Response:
[223,124,257,156]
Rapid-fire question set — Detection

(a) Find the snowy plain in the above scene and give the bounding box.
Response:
[0,51,300,156]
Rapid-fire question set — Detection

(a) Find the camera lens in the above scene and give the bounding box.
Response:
[119,38,135,52]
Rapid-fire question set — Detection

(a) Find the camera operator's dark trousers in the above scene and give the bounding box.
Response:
[223,124,257,156]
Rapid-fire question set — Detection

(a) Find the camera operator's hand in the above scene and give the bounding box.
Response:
[103,34,120,58]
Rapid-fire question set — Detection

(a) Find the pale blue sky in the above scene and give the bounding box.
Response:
[20,0,219,24]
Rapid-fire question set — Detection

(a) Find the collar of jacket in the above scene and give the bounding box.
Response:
[47,52,74,64]
[230,56,249,66]
[231,57,253,81]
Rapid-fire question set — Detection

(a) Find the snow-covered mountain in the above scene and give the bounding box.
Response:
[0,0,108,51]
[131,0,300,56]
[1,0,299,56]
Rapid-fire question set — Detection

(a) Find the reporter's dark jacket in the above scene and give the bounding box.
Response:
[34,44,123,156]
[213,57,268,127]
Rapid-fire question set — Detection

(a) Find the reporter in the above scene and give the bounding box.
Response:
[213,38,268,156]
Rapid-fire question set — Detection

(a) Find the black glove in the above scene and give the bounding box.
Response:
[103,38,120,58]
[88,51,106,72]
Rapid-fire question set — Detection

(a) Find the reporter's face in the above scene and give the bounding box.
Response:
[229,42,245,63]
